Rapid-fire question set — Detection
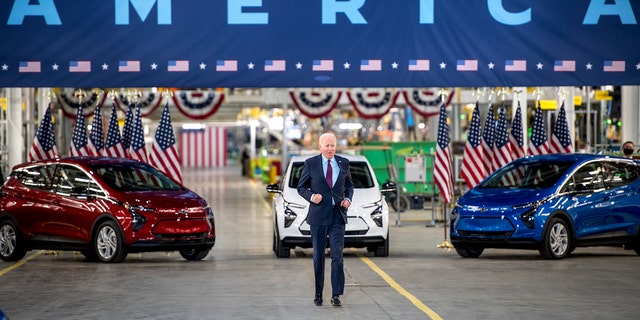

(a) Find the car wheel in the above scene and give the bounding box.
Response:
[274,228,290,258]
[272,230,277,253]
[0,219,27,262]
[455,245,484,258]
[539,217,571,259]
[179,248,210,261]
[374,233,390,257]
[94,220,127,263]
[389,195,410,212]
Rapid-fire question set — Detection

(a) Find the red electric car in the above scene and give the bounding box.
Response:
[0,157,215,263]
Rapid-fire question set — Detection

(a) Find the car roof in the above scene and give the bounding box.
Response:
[516,153,638,163]
[13,157,146,170]
[288,154,370,163]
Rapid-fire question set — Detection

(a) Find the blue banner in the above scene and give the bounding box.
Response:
[1,0,639,87]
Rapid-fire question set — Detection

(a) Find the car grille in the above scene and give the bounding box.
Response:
[154,232,209,241]
[300,230,368,236]
[458,231,514,237]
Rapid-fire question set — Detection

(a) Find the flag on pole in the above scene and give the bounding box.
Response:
[149,103,182,183]
[510,102,526,160]
[128,106,147,162]
[482,104,495,174]
[104,103,126,158]
[433,102,453,204]
[492,105,512,171]
[122,104,134,155]
[88,104,105,156]
[69,105,92,157]
[28,103,59,162]
[528,104,550,155]
[550,102,574,154]
[460,102,485,189]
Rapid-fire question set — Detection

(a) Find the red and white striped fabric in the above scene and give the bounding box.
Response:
[180,126,227,168]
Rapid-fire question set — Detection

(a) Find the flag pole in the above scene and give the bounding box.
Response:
[436,88,453,250]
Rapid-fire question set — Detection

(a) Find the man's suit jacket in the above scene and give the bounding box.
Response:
[297,154,354,226]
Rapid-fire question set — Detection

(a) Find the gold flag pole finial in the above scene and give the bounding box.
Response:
[74,89,86,105]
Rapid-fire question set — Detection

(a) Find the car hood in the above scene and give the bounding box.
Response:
[117,189,207,211]
[458,187,555,207]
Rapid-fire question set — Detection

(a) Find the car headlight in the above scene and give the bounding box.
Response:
[364,200,384,227]
[512,201,541,229]
[124,203,153,231]
[205,206,215,229]
[283,200,304,228]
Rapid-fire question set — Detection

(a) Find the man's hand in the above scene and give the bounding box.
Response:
[312,194,322,204]
[340,199,351,208]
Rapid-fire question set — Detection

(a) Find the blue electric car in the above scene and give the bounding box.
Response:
[451,154,640,259]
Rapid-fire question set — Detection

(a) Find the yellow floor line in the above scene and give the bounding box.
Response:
[354,249,443,320]
[0,251,42,277]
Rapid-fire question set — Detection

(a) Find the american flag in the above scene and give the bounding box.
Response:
[88,104,105,156]
[550,102,574,154]
[528,104,550,155]
[149,103,182,183]
[69,105,92,157]
[510,102,526,160]
[121,104,134,153]
[433,102,453,204]
[492,106,513,182]
[460,102,485,189]
[128,106,147,162]
[482,104,495,174]
[104,103,126,158]
[180,127,227,168]
[28,103,58,161]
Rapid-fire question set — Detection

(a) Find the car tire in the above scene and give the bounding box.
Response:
[93,220,127,263]
[179,248,210,261]
[374,233,390,257]
[274,228,290,258]
[389,195,410,212]
[455,245,484,258]
[0,219,27,262]
[539,217,571,259]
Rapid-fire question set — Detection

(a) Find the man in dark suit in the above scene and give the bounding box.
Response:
[297,132,354,307]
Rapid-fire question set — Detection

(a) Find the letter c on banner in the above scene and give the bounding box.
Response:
[487,0,531,25]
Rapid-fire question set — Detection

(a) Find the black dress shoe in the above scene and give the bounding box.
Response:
[331,296,342,307]
[314,296,323,306]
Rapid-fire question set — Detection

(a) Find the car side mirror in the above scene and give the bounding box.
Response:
[381,181,397,194]
[266,183,281,194]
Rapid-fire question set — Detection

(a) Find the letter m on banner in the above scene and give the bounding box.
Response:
[115,0,172,25]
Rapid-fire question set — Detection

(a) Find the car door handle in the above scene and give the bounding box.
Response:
[52,200,59,205]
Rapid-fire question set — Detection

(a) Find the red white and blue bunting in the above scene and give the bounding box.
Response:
[403,88,454,118]
[57,89,106,118]
[289,88,342,118]
[114,91,164,117]
[346,88,399,119]
[171,89,225,120]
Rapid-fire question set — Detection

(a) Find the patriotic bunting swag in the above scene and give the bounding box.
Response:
[289,89,341,118]
[346,88,399,119]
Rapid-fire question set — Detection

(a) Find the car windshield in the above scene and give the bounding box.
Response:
[479,160,574,189]
[89,163,184,191]
[288,161,375,189]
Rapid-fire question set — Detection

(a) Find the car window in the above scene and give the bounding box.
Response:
[288,160,375,189]
[602,161,640,189]
[15,164,56,191]
[52,165,104,197]
[564,162,605,192]
[480,161,573,189]
[90,163,183,191]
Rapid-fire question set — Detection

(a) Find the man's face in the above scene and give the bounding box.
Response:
[319,135,336,159]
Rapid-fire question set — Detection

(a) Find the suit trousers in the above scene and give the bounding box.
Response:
[310,206,346,297]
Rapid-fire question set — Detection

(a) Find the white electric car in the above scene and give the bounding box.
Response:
[267,154,396,258]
